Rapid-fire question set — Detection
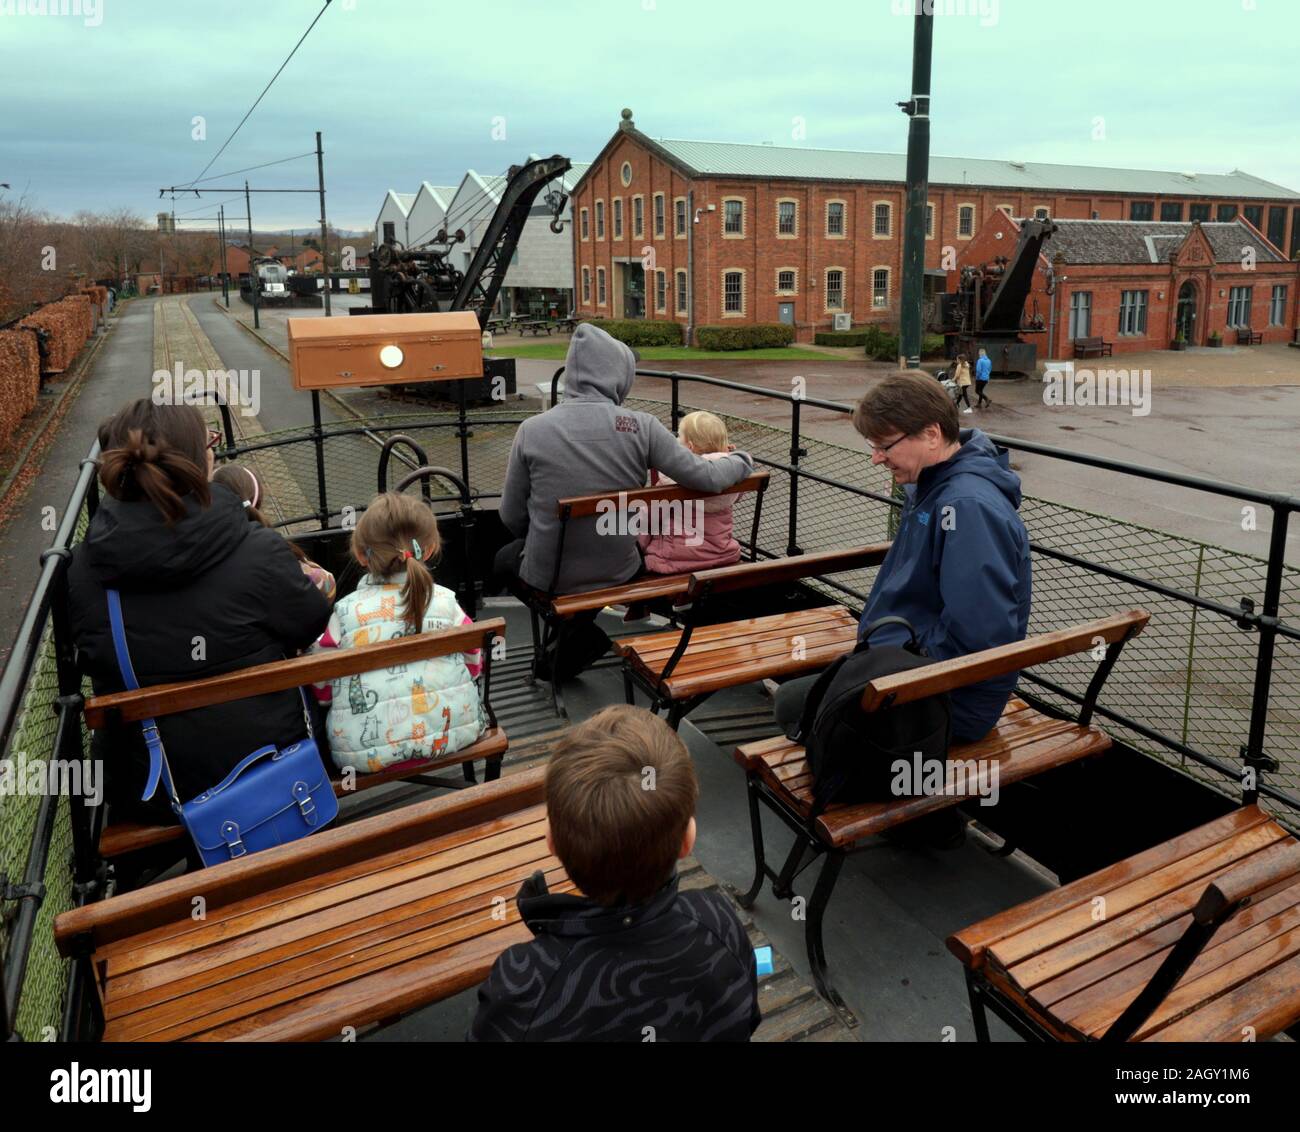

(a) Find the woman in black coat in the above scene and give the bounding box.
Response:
[68,400,332,823]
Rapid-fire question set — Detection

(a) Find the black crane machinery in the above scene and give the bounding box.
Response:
[356,155,571,401]
[938,217,1057,375]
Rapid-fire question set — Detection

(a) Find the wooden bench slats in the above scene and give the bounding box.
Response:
[557,471,770,519]
[97,799,544,969]
[992,821,1292,976]
[617,604,854,661]
[550,572,693,618]
[1058,887,1300,1038]
[1033,880,1300,1011]
[1143,952,1300,1042]
[945,805,1274,968]
[659,618,858,679]
[96,726,510,861]
[686,543,890,599]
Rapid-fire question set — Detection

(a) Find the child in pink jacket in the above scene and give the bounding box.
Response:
[638,411,742,575]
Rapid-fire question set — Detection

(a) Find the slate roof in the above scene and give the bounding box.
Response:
[638,135,1299,200]
[1044,219,1287,264]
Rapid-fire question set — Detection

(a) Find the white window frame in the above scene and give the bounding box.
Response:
[1068,290,1092,339]
[825,198,847,239]
[620,161,632,187]
[597,267,607,307]
[595,199,605,240]
[632,194,644,239]
[996,203,1014,217]
[824,266,846,312]
[655,269,666,313]
[1118,289,1148,336]
[872,200,892,240]
[775,267,798,295]
[1270,284,1287,326]
[957,203,975,239]
[871,266,890,310]
[580,207,589,241]
[674,196,687,239]
[1227,285,1253,328]
[722,196,746,239]
[1032,205,1051,220]
[675,269,688,314]
[581,266,590,303]
[776,197,799,239]
[613,196,623,240]
[722,268,746,316]
[925,202,934,239]
[653,192,665,238]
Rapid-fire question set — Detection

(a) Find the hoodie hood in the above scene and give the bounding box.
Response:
[914,428,1022,510]
[516,868,680,938]
[81,482,251,589]
[562,323,637,405]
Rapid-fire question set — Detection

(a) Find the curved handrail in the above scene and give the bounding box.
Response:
[377,433,431,501]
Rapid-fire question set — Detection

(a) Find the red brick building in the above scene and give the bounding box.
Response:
[571,110,1300,344]
[951,210,1299,355]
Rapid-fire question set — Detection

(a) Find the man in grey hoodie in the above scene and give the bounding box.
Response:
[498,324,755,596]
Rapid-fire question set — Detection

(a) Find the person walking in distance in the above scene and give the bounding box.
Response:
[953,353,973,414]
[974,348,993,408]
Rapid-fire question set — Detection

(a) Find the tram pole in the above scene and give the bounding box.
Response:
[218,205,230,308]
[897,7,934,370]
[316,131,333,317]
[245,180,259,330]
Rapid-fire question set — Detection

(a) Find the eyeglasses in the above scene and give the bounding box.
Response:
[867,433,910,457]
[206,429,222,451]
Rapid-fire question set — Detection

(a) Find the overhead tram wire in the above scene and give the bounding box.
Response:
[404,175,511,249]
[181,151,317,189]
[175,0,333,190]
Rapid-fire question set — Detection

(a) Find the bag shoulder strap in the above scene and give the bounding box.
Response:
[106,589,178,807]
[787,651,851,744]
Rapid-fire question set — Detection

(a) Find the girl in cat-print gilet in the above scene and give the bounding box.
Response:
[313,493,485,773]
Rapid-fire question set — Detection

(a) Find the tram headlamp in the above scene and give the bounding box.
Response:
[379,344,404,369]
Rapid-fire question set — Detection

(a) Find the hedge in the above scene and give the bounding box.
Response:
[693,323,796,351]
[861,325,947,360]
[19,294,93,372]
[814,330,868,346]
[583,318,683,347]
[0,329,42,450]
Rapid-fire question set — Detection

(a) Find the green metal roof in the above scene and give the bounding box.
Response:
[649,137,1300,200]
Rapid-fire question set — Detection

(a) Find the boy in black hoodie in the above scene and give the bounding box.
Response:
[469,706,761,1042]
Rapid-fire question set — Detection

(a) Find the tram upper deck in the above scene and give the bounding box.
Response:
[2,363,1298,1043]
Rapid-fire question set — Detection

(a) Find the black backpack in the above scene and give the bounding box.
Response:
[788,616,952,815]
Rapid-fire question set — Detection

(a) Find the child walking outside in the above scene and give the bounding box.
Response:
[974,348,993,408]
[212,463,336,599]
[952,353,973,414]
[314,492,485,774]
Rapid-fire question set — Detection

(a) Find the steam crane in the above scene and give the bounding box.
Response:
[939,217,1057,375]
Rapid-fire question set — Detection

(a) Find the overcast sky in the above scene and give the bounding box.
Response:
[3,0,1297,232]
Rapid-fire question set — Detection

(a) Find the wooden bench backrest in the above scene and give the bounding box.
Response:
[557,470,770,519]
[54,764,545,956]
[860,610,1149,710]
[685,543,892,600]
[83,617,505,729]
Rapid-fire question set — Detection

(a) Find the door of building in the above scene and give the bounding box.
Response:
[1176,281,1197,343]
[778,302,795,325]
[623,263,645,319]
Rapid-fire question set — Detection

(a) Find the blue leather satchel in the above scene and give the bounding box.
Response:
[106,589,339,867]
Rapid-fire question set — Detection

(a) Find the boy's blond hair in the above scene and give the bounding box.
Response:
[678,410,728,454]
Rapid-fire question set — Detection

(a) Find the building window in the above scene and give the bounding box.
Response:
[1267,206,1287,249]
[1118,289,1148,335]
[996,203,1014,217]
[1068,291,1092,339]
[1032,206,1050,220]
[1189,203,1211,222]
[1129,201,1154,221]
[581,267,590,303]
[613,198,623,239]
[580,208,589,240]
[675,269,687,313]
[1227,285,1253,327]
[620,161,632,187]
[1217,204,1238,222]
[825,269,844,311]
[925,203,934,238]
[595,200,605,239]
[723,270,744,314]
[1270,284,1287,326]
[654,193,665,237]
[777,199,797,237]
[873,202,891,238]
[655,269,666,313]
[958,204,975,238]
[723,198,744,236]
[597,267,606,306]
[826,201,845,237]
[633,195,644,238]
[1160,202,1184,221]
[674,197,687,238]
[872,268,889,309]
[1243,205,1263,231]
[776,269,796,294]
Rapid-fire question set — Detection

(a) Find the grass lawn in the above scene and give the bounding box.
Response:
[486,343,851,361]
